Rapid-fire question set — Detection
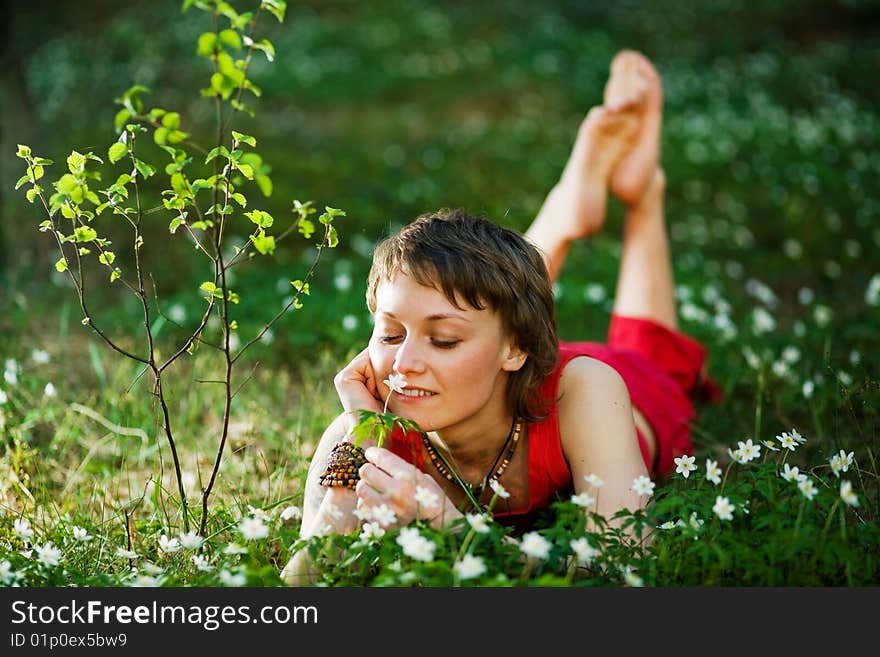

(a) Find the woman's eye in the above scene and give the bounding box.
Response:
[379,335,403,344]
[431,339,459,349]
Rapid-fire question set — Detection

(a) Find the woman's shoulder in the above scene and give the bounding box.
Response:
[559,354,626,394]
[557,355,631,424]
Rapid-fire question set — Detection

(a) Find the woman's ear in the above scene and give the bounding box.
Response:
[501,343,528,372]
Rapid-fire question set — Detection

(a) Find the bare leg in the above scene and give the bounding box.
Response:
[612,168,677,331]
[525,100,643,283]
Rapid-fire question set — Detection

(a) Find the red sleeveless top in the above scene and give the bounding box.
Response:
[388,315,718,529]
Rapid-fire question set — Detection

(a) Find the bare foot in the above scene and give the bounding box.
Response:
[549,101,642,240]
[604,50,663,206]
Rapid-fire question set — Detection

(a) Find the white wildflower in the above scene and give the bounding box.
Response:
[570,537,599,566]
[31,349,50,364]
[0,560,21,585]
[624,568,644,587]
[631,475,655,497]
[674,454,698,478]
[158,534,181,554]
[414,486,440,510]
[359,522,386,541]
[35,542,63,568]
[280,506,303,522]
[371,503,398,528]
[840,480,859,507]
[798,478,818,501]
[779,432,798,451]
[712,496,735,521]
[465,513,491,534]
[780,463,806,483]
[761,439,780,452]
[519,532,552,560]
[866,273,880,306]
[453,554,487,580]
[13,518,34,543]
[71,526,93,542]
[238,516,269,541]
[583,473,605,488]
[489,478,510,498]
[571,492,596,508]
[219,569,247,587]
[705,459,722,485]
[396,527,436,562]
[736,438,761,463]
[178,531,203,550]
[802,380,815,399]
[116,547,138,559]
[383,372,408,393]
[191,555,213,572]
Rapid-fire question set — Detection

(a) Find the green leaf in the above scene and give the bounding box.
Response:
[56,171,82,200]
[15,174,30,190]
[98,251,116,265]
[67,151,86,174]
[73,226,98,243]
[110,268,121,283]
[261,0,286,23]
[243,36,275,62]
[230,99,255,117]
[134,159,156,180]
[235,163,254,179]
[297,218,315,239]
[55,257,68,272]
[16,144,31,158]
[61,204,76,219]
[108,142,128,164]
[250,232,275,255]
[26,188,40,203]
[219,29,242,50]
[161,112,181,129]
[154,127,170,145]
[231,131,256,147]
[197,31,218,57]
[114,109,132,133]
[28,164,45,181]
[200,281,217,295]
[290,280,310,295]
[205,146,229,164]
[255,174,272,197]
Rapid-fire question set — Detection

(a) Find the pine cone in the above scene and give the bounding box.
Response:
[318,441,367,489]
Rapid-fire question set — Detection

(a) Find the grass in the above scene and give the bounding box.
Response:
[0,0,878,586]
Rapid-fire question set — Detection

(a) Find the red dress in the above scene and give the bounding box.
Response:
[389,314,721,527]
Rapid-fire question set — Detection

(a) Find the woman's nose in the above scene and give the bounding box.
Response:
[393,337,426,374]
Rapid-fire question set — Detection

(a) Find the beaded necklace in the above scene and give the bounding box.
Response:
[421,417,522,509]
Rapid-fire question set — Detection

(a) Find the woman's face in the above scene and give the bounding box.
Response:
[369,273,525,434]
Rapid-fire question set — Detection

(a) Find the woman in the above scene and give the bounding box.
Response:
[282,51,720,582]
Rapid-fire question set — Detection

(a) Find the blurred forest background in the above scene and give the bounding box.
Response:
[0,0,878,482]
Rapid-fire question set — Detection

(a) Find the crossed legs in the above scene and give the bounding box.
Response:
[525,50,676,333]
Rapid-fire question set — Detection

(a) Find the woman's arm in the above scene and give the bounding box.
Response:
[557,357,650,530]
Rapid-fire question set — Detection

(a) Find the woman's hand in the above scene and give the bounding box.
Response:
[333,346,385,429]
[355,447,462,530]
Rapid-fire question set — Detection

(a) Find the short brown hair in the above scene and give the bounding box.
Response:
[366,208,558,422]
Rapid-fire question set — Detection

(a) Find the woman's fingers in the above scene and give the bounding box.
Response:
[334,346,384,415]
